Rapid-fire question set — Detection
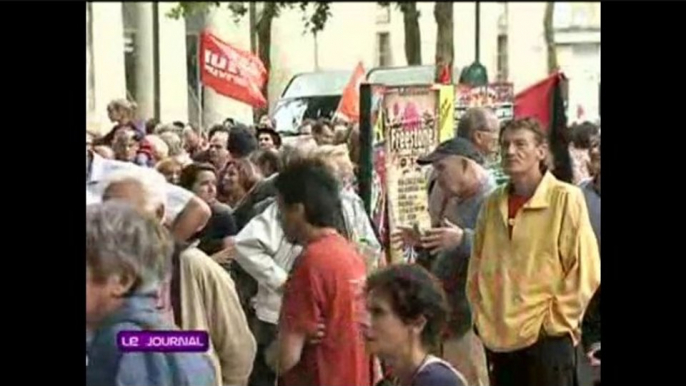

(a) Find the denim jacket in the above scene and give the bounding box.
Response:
[86,294,216,386]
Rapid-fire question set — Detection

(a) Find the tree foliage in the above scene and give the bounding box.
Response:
[169,2,332,35]
[434,2,453,81]
[543,2,559,74]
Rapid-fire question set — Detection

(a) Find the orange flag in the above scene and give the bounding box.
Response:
[334,62,367,122]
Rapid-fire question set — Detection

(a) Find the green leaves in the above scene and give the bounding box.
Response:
[168,1,332,35]
[299,2,331,35]
[167,2,221,19]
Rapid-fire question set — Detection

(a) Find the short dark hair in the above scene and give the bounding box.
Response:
[223,118,236,128]
[228,125,258,158]
[145,119,159,135]
[209,125,230,143]
[570,121,600,149]
[312,118,333,135]
[179,162,217,191]
[115,124,143,142]
[275,158,342,229]
[256,125,283,148]
[208,125,229,139]
[172,121,186,129]
[366,264,449,351]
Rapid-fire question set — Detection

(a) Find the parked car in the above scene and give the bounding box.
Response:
[272,65,461,135]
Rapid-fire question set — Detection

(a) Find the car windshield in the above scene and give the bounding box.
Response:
[273,96,341,135]
[274,66,462,134]
[367,65,461,86]
[281,71,352,99]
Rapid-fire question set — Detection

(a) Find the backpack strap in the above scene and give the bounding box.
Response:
[170,242,185,327]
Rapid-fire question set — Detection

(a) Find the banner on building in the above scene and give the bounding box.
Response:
[382,86,440,264]
[455,83,514,126]
[200,31,267,108]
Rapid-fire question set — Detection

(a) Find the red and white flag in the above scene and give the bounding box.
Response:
[334,62,367,122]
[200,30,268,108]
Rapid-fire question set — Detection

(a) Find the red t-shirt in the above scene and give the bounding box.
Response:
[280,232,371,386]
[507,194,529,238]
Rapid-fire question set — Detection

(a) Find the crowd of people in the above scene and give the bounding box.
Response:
[86,99,601,386]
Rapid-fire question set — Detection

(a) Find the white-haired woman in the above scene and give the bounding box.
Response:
[100,167,257,386]
[159,131,193,167]
[86,201,216,386]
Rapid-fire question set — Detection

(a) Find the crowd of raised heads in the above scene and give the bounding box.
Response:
[86,98,600,386]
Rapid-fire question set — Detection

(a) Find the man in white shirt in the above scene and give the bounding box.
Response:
[86,144,210,241]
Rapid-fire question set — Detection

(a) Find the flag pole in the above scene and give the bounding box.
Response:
[197,33,204,130]
[152,2,161,120]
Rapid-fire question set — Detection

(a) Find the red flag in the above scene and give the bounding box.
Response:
[514,72,565,132]
[334,62,367,122]
[514,72,573,183]
[200,31,267,108]
[438,64,452,84]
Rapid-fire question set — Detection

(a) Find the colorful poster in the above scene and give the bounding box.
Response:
[370,85,387,256]
[382,86,440,264]
[454,83,514,126]
[437,84,455,142]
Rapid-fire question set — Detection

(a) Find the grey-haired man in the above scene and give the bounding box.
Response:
[394,137,494,386]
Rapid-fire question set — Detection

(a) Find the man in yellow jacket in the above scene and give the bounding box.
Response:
[467,118,600,386]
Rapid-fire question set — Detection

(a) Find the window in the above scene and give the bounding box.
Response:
[376,32,391,67]
[185,11,205,127]
[122,3,138,102]
[186,33,203,126]
[496,34,508,82]
[124,32,137,102]
[554,2,572,29]
[497,2,508,34]
[571,6,590,28]
[376,4,391,24]
[86,3,95,112]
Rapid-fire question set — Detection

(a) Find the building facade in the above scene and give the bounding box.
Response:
[85,2,600,133]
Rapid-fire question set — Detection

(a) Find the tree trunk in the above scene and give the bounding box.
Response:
[249,3,257,54]
[400,3,422,65]
[434,2,454,82]
[255,3,275,119]
[544,2,558,74]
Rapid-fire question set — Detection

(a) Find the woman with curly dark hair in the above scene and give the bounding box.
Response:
[366,264,467,386]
